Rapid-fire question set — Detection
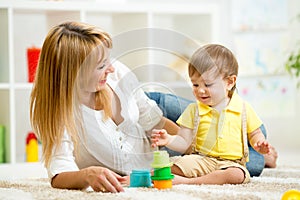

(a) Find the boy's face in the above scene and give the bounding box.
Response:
[190,68,234,108]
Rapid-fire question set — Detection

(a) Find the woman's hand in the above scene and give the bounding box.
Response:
[151,129,170,148]
[83,166,127,193]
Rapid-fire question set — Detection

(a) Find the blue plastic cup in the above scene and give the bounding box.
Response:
[130,169,152,187]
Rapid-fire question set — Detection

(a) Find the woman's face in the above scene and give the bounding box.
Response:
[85,55,115,92]
[190,68,229,108]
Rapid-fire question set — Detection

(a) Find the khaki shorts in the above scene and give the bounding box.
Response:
[171,154,250,183]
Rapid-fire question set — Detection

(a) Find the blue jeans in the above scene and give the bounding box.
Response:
[146,92,266,177]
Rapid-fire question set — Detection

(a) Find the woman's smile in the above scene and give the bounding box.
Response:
[99,79,107,85]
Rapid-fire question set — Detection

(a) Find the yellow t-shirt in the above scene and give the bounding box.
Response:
[176,92,262,160]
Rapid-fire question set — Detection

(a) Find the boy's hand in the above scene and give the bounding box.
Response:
[253,140,271,154]
[151,129,169,148]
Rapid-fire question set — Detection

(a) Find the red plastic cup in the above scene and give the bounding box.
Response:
[27,47,41,83]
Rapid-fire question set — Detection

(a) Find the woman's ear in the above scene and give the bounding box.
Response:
[226,75,237,90]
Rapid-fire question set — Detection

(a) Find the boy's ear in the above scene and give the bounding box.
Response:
[227,75,237,90]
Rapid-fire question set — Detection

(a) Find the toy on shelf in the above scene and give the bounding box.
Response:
[151,150,174,189]
[0,125,5,163]
[26,132,38,162]
[130,169,152,188]
[27,47,41,83]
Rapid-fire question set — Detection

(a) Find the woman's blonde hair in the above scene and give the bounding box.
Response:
[30,21,112,167]
[188,44,239,98]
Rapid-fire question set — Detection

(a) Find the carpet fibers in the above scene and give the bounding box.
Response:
[0,166,300,200]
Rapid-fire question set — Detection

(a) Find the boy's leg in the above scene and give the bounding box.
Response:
[264,146,278,168]
[171,155,249,184]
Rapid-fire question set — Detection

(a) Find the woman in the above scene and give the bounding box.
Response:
[30,21,178,193]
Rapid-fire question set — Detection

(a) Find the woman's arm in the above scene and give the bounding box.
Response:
[51,166,127,193]
[49,130,127,193]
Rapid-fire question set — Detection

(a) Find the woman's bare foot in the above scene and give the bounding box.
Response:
[264,146,278,168]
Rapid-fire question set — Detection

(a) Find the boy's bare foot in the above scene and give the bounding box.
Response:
[264,146,278,168]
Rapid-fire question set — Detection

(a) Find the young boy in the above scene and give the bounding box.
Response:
[151,44,272,185]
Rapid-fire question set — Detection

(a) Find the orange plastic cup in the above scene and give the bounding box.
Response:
[153,179,172,190]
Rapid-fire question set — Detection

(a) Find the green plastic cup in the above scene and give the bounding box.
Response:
[151,167,174,180]
[154,166,171,177]
[151,150,173,168]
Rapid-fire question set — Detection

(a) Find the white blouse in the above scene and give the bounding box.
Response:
[48,61,163,178]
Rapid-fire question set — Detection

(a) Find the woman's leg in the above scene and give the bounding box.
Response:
[246,147,265,176]
[145,92,192,123]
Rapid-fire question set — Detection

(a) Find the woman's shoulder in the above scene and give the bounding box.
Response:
[108,60,137,83]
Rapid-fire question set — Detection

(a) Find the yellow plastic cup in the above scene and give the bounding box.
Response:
[153,179,172,190]
[281,189,300,200]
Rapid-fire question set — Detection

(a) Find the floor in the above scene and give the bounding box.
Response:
[0,148,299,180]
[276,148,300,167]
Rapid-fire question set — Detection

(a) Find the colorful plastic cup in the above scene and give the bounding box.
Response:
[153,167,173,179]
[130,169,152,187]
[151,167,174,182]
[153,179,173,190]
[281,189,300,200]
[151,150,173,168]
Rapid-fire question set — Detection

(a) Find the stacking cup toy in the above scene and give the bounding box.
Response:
[130,169,152,187]
[151,167,174,189]
[151,151,174,189]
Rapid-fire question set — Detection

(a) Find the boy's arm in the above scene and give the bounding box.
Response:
[162,117,180,135]
[148,117,179,136]
[166,126,194,153]
[151,126,194,154]
[249,128,271,154]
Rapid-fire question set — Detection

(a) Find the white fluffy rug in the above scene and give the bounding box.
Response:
[1,166,300,200]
